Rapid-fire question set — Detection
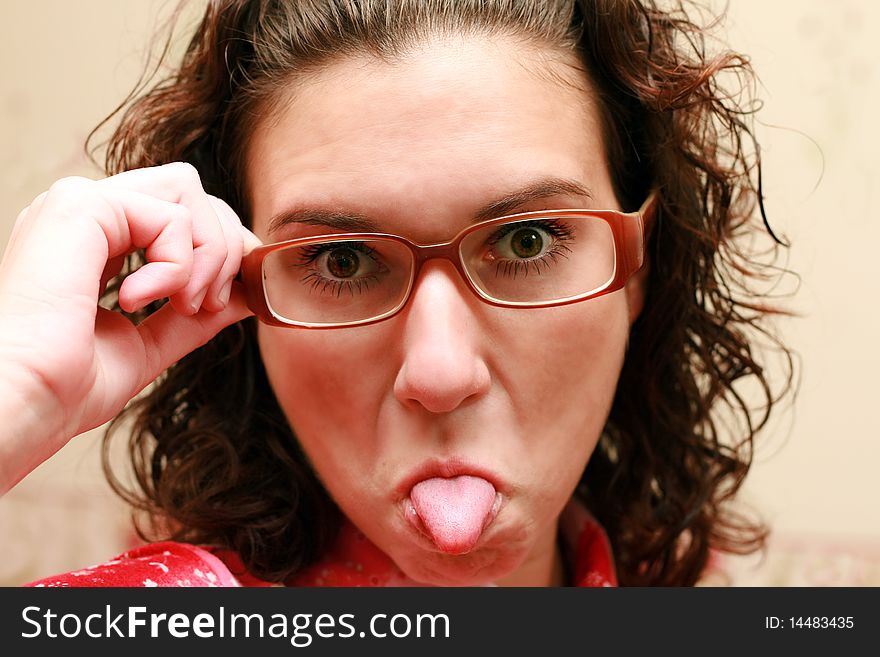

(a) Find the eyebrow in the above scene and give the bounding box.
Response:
[266,176,593,236]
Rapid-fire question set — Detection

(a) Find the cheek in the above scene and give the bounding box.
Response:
[255,325,397,459]
[256,327,370,504]
[500,296,628,505]
[500,295,628,426]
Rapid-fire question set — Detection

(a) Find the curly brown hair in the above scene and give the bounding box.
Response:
[96,0,796,586]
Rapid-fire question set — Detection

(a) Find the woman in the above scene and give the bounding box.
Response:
[0,0,793,586]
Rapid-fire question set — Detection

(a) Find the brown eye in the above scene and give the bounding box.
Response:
[510,228,543,258]
[327,247,360,278]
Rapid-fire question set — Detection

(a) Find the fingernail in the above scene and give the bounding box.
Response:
[219,280,233,306]
[190,288,208,314]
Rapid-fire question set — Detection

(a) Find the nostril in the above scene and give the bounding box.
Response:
[393,356,491,414]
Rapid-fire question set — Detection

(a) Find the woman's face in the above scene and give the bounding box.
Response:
[246,36,645,585]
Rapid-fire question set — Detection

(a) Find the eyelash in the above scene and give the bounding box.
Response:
[485,219,575,278]
[295,242,385,297]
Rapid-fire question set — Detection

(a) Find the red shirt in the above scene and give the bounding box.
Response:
[27,498,616,587]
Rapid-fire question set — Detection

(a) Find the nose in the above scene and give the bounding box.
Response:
[393,261,491,414]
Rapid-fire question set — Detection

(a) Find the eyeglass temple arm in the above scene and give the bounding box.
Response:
[625,188,659,272]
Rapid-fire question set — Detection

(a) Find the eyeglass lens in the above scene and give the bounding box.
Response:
[260,215,616,326]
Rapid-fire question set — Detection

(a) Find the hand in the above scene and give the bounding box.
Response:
[0,162,261,493]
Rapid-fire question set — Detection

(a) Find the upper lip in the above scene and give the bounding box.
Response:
[394,456,507,501]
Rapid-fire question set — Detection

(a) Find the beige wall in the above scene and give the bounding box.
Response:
[718,0,879,534]
[1,1,877,585]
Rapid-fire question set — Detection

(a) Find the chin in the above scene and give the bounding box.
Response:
[395,545,525,587]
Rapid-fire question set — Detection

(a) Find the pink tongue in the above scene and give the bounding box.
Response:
[410,475,497,554]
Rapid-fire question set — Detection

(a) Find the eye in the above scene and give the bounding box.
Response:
[308,242,381,280]
[325,246,364,278]
[488,220,568,261]
[505,226,546,259]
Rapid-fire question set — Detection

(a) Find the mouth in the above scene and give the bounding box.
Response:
[395,457,507,555]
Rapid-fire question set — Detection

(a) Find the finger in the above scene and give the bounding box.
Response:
[3,179,194,317]
[240,223,263,255]
[172,193,226,314]
[99,162,228,315]
[202,196,243,312]
[99,189,194,312]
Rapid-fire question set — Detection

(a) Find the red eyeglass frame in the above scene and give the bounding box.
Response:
[240,190,658,329]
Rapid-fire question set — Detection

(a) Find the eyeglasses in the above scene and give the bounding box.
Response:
[241,190,658,329]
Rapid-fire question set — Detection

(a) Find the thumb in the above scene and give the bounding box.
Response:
[133,282,253,386]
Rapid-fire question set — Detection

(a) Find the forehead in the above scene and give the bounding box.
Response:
[245,36,615,240]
